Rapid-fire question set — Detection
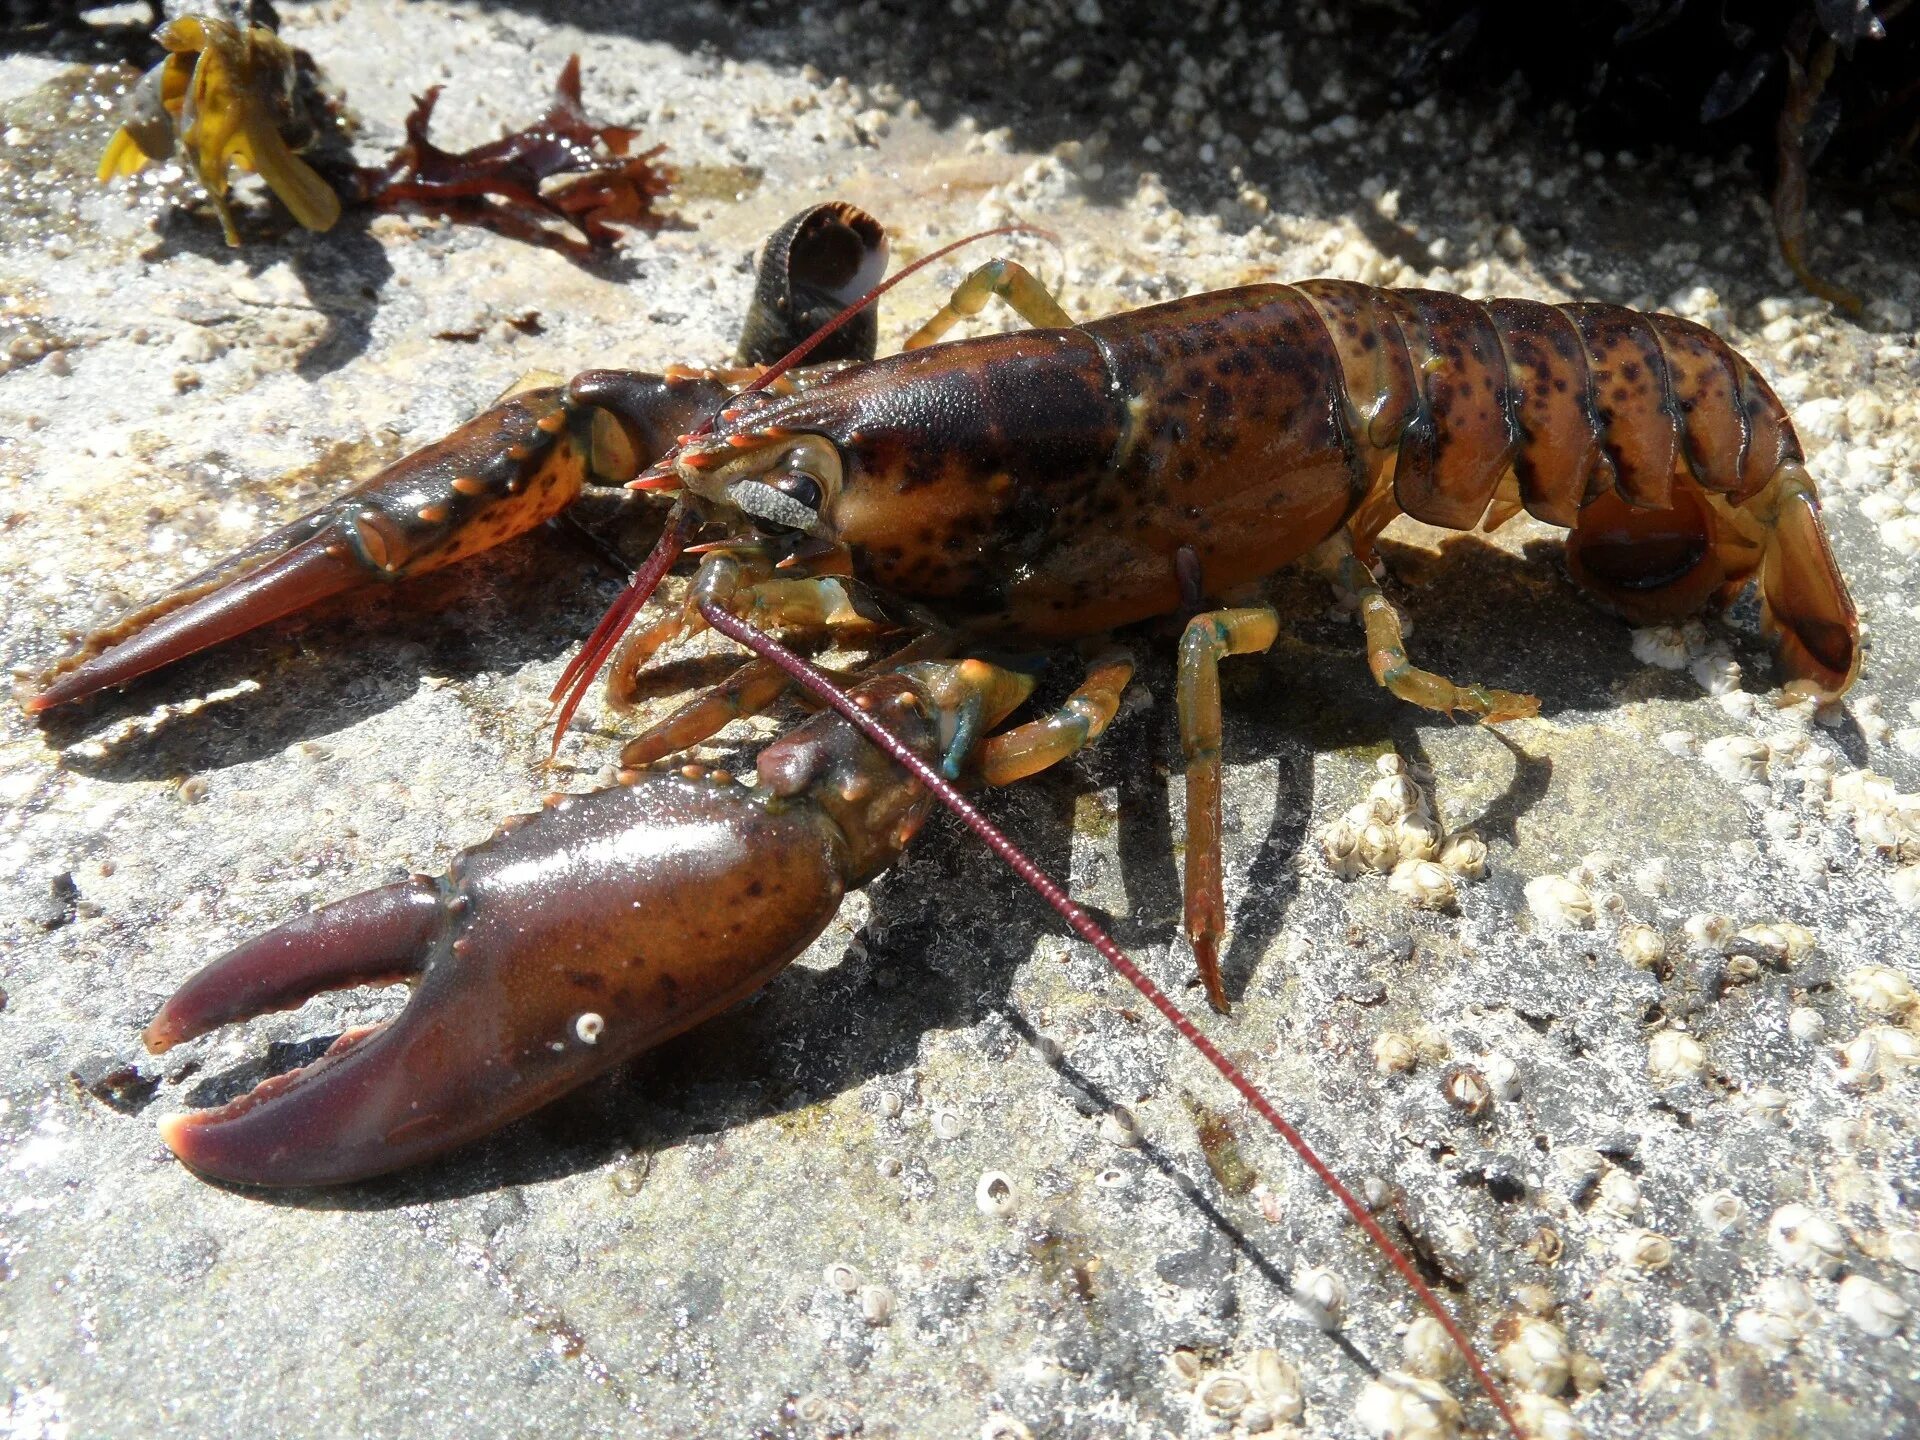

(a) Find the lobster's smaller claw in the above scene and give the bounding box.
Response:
[24,387,605,714]
[25,533,370,715]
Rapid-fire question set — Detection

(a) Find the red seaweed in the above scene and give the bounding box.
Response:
[339,55,672,256]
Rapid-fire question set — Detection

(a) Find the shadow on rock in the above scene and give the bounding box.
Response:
[40,529,614,779]
[140,202,394,379]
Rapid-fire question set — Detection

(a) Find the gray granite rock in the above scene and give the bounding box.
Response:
[2,4,1917,1438]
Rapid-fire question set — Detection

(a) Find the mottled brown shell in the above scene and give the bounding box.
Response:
[1298,281,1806,532]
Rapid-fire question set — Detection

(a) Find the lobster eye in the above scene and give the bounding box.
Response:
[714,433,842,538]
[771,473,823,512]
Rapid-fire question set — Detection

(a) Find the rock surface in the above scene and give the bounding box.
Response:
[2,3,1918,1438]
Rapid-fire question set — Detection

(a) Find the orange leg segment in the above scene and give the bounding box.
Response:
[973,649,1134,787]
[1177,607,1281,1013]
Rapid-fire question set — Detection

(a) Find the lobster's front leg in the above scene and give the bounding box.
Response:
[21,371,735,714]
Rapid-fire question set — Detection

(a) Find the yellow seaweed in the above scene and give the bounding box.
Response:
[97,16,339,245]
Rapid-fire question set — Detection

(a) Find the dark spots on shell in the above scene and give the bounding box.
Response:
[744,879,764,898]
[566,970,608,993]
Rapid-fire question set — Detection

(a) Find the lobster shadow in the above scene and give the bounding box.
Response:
[137,201,397,379]
[42,525,637,782]
[1109,531,1635,1007]
[129,137,648,381]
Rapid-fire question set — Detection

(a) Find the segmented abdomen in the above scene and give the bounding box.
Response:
[1294,279,1803,530]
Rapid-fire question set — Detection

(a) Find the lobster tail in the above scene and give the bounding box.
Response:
[1761,474,1860,698]
[1298,279,1858,699]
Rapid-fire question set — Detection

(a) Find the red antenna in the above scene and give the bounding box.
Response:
[547,503,693,755]
[701,599,1527,1440]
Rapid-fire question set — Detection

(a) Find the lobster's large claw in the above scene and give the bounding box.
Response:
[140,661,961,1186]
[144,774,861,1186]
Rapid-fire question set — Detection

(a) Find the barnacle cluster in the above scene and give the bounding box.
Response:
[1828,766,1920,907]
[1320,753,1487,909]
[1169,1345,1303,1432]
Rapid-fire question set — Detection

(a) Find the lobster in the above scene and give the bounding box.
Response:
[24,202,1863,1440]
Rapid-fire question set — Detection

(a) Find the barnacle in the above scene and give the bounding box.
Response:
[1496,1315,1571,1395]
